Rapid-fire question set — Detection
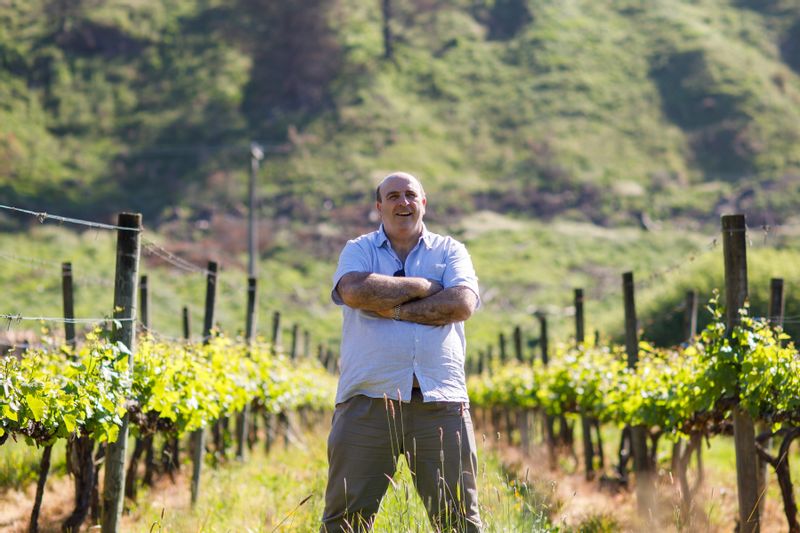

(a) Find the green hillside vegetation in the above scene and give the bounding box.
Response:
[2,0,800,352]
[1,0,800,227]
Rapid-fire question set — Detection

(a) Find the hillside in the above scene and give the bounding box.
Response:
[1,0,800,233]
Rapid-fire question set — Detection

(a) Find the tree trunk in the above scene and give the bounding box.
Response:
[594,419,605,469]
[91,444,105,523]
[124,437,146,501]
[62,436,95,533]
[28,444,53,533]
[143,433,156,485]
[757,428,800,533]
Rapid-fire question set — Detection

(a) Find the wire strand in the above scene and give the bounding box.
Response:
[0,314,136,324]
[0,204,141,232]
[142,240,213,275]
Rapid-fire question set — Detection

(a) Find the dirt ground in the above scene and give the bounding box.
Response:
[492,440,789,533]
[0,468,192,533]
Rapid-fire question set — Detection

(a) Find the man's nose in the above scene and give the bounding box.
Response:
[399,194,411,205]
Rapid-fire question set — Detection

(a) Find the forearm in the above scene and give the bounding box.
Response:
[337,272,441,311]
[392,286,478,326]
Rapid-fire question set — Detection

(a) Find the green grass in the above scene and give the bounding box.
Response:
[0,439,67,492]
[125,424,556,532]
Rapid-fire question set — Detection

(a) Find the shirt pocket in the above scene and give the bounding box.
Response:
[419,262,447,283]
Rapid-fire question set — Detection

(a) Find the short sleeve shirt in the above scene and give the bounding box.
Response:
[331,225,480,405]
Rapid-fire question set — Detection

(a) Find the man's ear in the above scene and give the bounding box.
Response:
[375,201,382,214]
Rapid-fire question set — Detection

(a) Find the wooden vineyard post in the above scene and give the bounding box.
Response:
[182,306,190,340]
[512,324,528,451]
[684,290,698,342]
[756,279,784,516]
[140,275,149,331]
[191,261,217,506]
[576,288,595,480]
[513,325,523,362]
[623,272,653,516]
[575,288,585,344]
[61,262,84,528]
[303,330,310,359]
[498,332,513,445]
[272,311,282,354]
[29,262,78,533]
[62,262,76,349]
[163,306,191,472]
[141,276,157,486]
[326,347,336,373]
[290,323,299,360]
[538,312,556,468]
[722,214,760,533]
[769,278,785,326]
[538,314,549,367]
[237,277,257,460]
[102,213,142,533]
[672,289,702,512]
[125,275,153,500]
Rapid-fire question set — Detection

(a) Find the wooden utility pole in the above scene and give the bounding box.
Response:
[102,213,142,533]
[191,261,217,505]
[722,214,760,533]
[381,0,393,60]
[623,272,653,516]
[248,143,263,278]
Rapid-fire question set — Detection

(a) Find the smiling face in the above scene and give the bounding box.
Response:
[376,173,427,240]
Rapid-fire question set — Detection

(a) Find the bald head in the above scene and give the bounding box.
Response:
[375,172,425,202]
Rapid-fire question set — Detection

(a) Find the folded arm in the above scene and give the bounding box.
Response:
[335,272,443,312]
[375,286,478,326]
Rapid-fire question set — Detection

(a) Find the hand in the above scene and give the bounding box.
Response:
[424,279,444,297]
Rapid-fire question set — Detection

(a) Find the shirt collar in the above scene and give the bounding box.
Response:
[375,224,433,250]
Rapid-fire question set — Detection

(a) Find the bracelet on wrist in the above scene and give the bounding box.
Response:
[392,305,402,321]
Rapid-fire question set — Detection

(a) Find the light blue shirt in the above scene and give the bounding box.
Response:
[331,225,480,405]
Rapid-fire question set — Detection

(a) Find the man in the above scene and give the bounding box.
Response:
[321,172,482,532]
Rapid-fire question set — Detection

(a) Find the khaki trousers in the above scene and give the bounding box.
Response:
[320,390,482,532]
